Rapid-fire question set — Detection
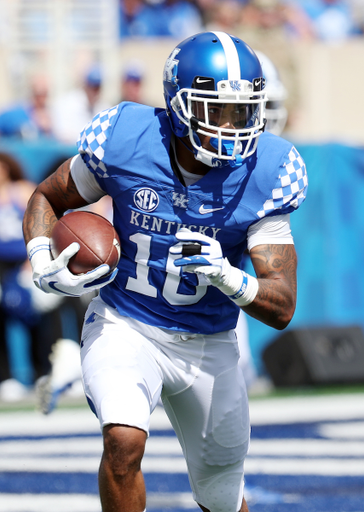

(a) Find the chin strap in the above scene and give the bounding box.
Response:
[188,131,230,168]
[210,138,244,168]
[183,123,244,168]
[194,149,224,168]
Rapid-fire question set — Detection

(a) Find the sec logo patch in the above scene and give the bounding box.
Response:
[133,188,159,212]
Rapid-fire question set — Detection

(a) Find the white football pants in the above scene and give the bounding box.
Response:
[81,296,250,512]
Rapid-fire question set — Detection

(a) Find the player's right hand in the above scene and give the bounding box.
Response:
[27,236,117,297]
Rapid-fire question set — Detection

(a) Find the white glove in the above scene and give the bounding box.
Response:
[27,236,118,297]
[170,228,224,276]
[170,229,259,306]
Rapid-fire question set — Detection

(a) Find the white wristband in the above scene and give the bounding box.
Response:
[215,261,259,307]
[27,236,52,271]
[228,268,259,307]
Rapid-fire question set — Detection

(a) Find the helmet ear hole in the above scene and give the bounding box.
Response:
[171,95,181,111]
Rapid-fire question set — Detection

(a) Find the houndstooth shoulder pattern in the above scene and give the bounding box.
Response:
[77,106,119,178]
[257,146,308,218]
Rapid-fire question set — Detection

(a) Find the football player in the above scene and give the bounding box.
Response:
[255,50,288,136]
[23,32,307,512]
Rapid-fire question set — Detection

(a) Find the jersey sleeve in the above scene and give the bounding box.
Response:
[76,105,119,180]
[247,213,294,251]
[70,154,106,203]
[257,145,308,219]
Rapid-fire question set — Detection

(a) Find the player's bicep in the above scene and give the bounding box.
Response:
[250,243,297,287]
[70,154,106,203]
[37,157,89,213]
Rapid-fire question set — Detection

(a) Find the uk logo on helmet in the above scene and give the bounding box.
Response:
[229,80,241,92]
[134,188,159,212]
[163,48,180,84]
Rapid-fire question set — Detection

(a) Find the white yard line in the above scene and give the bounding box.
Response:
[1,436,364,457]
[0,454,363,475]
[0,394,363,437]
[245,457,364,476]
[0,404,172,436]
[0,494,102,512]
[249,393,364,424]
[0,492,202,512]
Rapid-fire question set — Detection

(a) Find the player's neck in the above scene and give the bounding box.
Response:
[175,136,210,176]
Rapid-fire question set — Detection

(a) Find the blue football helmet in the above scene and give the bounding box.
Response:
[163,31,266,168]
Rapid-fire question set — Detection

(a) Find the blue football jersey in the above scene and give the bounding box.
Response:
[77,102,307,334]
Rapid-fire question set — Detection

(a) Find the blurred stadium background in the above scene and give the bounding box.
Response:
[0,0,364,142]
[0,2,363,512]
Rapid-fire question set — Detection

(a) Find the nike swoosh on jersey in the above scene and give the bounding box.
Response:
[196,78,211,83]
[199,205,225,214]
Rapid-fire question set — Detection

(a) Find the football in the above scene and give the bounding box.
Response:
[50,211,121,275]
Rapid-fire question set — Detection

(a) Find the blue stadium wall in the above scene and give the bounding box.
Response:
[2,139,364,376]
[246,143,364,373]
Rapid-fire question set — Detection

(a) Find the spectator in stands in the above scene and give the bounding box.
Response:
[120,60,145,104]
[51,65,109,145]
[118,0,153,37]
[0,152,64,402]
[118,0,203,38]
[290,0,361,41]
[204,0,244,33]
[230,0,305,130]
[239,0,314,41]
[348,0,364,34]
[152,0,204,38]
[0,74,53,139]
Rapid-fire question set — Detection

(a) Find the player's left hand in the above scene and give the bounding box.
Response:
[170,229,259,306]
[170,228,225,282]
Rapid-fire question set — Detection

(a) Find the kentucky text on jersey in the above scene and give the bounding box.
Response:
[130,210,221,239]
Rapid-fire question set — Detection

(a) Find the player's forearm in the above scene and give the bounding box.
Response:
[242,278,296,329]
[244,243,297,329]
[23,190,59,243]
[23,159,89,244]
